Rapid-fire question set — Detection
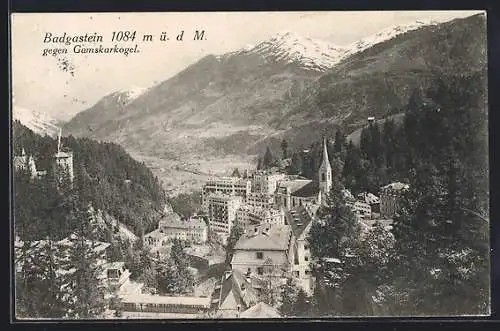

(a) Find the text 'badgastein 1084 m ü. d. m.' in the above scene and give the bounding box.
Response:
[42,32,140,56]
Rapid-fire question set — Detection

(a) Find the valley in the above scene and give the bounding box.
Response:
[15,14,487,196]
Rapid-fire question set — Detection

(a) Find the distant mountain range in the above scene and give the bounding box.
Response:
[12,105,60,138]
[61,14,486,188]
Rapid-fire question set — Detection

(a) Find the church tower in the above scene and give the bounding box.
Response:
[318,137,332,196]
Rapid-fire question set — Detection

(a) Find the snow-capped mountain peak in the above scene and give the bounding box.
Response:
[217,31,349,72]
[114,86,148,105]
[13,105,60,137]
[246,31,349,71]
[345,19,440,56]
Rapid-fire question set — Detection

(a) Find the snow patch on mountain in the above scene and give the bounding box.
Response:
[247,31,349,71]
[114,86,148,105]
[344,19,440,57]
[13,105,60,137]
[217,31,349,72]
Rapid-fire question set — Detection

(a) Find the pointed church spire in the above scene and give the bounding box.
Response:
[318,135,332,197]
[21,147,26,157]
[322,136,330,166]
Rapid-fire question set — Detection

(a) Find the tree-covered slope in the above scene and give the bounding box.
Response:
[13,120,167,240]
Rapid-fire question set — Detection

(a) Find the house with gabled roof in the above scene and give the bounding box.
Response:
[285,206,316,295]
[230,224,294,278]
[216,269,260,318]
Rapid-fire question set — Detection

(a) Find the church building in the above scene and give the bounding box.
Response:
[275,137,333,208]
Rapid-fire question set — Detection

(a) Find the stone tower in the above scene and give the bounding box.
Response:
[54,128,74,186]
[318,137,332,196]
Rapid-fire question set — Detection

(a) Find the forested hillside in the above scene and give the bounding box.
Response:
[301,71,488,316]
[271,70,487,199]
[13,121,166,240]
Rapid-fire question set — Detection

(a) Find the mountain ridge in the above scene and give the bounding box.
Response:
[63,14,486,193]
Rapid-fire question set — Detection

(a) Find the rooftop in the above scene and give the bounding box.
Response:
[277,179,314,195]
[233,224,292,251]
[240,302,281,318]
[121,293,211,307]
[55,151,73,158]
[219,270,260,310]
[144,229,168,240]
[291,181,319,198]
[381,182,410,191]
[206,177,250,184]
[285,206,314,239]
[159,212,206,229]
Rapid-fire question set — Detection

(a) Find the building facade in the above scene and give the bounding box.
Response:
[230,224,294,277]
[145,212,208,246]
[13,148,45,179]
[158,213,208,243]
[246,192,275,209]
[201,177,251,207]
[236,206,285,230]
[250,172,286,195]
[54,130,74,186]
[286,207,316,295]
[352,200,372,220]
[207,194,244,244]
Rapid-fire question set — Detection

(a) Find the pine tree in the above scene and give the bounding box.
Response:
[288,152,304,175]
[62,207,107,319]
[279,278,299,317]
[295,289,312,317]
[309,179,361,260]
[333,130,347,160]
[262,146,275,170]
[281,139,289,159]
[15,239,66,318]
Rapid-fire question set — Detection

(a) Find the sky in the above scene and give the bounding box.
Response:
[11,11,483,121]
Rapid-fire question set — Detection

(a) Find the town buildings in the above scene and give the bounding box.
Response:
[250,172,286,195]
[216,269,260,318]
[285,206,316,295]
[13,148,47,179]
[246,192,275,209]
[235,205,285,230]
[145,212,208,247]
[230,223,294,277]
[207,194,244,244]
[201,177,251,207]
[380,182,410,218]
[275,179,321,209]
[274,137,332,209]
